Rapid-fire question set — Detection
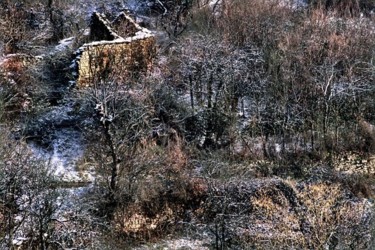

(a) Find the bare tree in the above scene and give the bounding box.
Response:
[75,49,154,199]
[0,128,60,249]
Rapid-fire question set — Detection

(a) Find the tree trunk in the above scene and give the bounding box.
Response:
[103,124,118,192]
[189,75,194,115]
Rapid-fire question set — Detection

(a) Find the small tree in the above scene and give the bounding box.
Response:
[75,51,154,200]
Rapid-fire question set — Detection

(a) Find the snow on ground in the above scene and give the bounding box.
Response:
[30,128,95,183]
[53,36,75,53]
[280,0,308,9]
[28,102,95,183]
[135,237,210,250]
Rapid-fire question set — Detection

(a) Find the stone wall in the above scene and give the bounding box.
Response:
[89,12,121,41]
[112,12,143,37]
[74,12,156,87]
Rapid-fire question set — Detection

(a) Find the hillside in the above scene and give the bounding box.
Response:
[0,0,375,249]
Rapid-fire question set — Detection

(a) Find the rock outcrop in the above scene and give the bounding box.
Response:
[74,12,156,87]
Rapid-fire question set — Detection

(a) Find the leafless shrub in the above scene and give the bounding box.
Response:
[309,0,375,17]
[193,174,374,249]
[0,128,61,250]
[182,0,375,157]
[155,0,195,38]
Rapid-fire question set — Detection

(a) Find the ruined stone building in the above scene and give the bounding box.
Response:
[74,12,156,87]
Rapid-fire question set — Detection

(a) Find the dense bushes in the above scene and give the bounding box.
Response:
[1,0,374,248]
[175,0,375,158]
[85,2,375,242]
[309,0,375,16]
[0,129,61,249]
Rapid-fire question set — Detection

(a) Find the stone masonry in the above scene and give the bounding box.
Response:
[74,12,156,87]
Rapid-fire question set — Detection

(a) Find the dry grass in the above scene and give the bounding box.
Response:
[197,176,373,249]
[65,1,375,247]
[215,0,296,47]
[297,181,373,249]
[187,0,375,156]
[110,133,199,240]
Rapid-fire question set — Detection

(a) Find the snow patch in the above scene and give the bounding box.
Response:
[54,36,75,52]
[30,128,94,183]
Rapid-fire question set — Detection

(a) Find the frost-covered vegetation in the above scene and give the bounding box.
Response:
[1,0,375,249]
